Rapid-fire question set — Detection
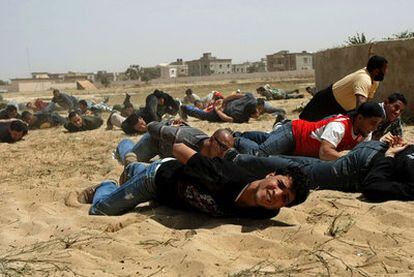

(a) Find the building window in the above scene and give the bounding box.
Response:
[219,64,222,69]
[304,58,308,63]
[227,64,230,68]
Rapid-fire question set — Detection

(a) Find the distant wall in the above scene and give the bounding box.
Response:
[113,70,315,86]
[314,39,414,119]
[10,80,78,92]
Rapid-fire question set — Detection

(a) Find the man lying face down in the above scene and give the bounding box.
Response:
[72,143,309,218]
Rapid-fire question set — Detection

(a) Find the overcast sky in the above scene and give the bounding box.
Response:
[0,0,413,80]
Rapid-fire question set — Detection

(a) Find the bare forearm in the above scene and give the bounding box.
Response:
[172,143,197,164]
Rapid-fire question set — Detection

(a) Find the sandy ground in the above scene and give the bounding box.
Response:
[0,82,413,276]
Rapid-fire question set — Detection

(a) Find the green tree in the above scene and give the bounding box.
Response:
[385,30,414,40]
[0,80,7,85]
[96,71,111,87]
[140,67,161,82]
[345,32,372,45]
[125,64,141,80]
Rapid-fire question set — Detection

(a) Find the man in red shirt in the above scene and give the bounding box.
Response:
[234,102,384,161]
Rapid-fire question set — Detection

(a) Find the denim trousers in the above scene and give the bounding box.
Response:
[263,102,286,115]
[235,122,295,156]
[116,135,159,163]
[89,160,165,215]
[234,140,387,192]
[182,105,221,122]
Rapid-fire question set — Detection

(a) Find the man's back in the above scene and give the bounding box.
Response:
[223,93,257,123]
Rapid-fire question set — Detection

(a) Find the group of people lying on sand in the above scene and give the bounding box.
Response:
[2,54,413,220]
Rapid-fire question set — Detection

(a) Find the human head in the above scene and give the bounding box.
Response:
[384,92,407,123]
[26,102,34,110]
[78,100,88,113]
[352,102,385,137]
[123,103,135,117]
[21,111,35,125]
[251,98,266,118]
[252,167,309,210]
[256,87,266,96]
[4,105,18,118]
[212,91,224,101]
[9,120,28,142]
[52,89,60,97]
[185,88,193,96]
[203,128,234,158]
[194,100,203,109]
[122,113,147,134]
[366,55,388,81]
[68,111,83,128]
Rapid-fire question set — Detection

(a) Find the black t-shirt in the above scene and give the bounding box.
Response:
[361,145,414,201]
[0,121,12,142]
[64,115,103,132]
[155,153,279,218]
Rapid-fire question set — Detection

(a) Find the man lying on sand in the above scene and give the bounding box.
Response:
[64,111,103,132]
[115,121,234,164]
[180,93,265,123]
[0,119,28,143]
[233,102,384,160]
[233,137,414,202]
[71,143,309,218]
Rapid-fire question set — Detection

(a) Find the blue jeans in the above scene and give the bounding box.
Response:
[182,105,221,122]
[234,141,387,192]
[263,102,286,115]
[116,135,159,163]
[235,122,295,156]
[89,160,164,215]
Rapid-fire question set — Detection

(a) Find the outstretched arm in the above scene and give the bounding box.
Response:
[173,143,197,164]
[214,105,233,122]
[319,140,347,161]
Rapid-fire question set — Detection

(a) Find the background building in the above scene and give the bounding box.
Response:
[266,50,313,72]
[187,53,232,76]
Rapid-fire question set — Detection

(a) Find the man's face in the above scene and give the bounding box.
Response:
[255,173,295,209]
[209,132,234,158]
[24,114,35,125]
[9,130,24,142]
[194,102,203,109]
[354,115,383,137]
[125,107,134,116]
[8,109,18,118]
[373,64,387,81]
[79,103,88,113]
[384,100,405,123]
[70,114,83,128]
[134,117,147,133]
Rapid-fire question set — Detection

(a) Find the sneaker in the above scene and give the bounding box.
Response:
[77,185,99,204]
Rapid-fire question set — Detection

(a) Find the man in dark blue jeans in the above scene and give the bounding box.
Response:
[233,139,414,201]
[72,143,309,218]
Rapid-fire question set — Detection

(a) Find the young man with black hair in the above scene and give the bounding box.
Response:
[71,143,309,218]
[51,89,79,112]
[300,55,388,121]
[235,102,384,160]
[0,105,18,120]
[115,121,234,164]
[21,111,67,129]
[64,111,103,132]
[233,137,414,202]
[120,113,148,135]
[0,119,28,143]
[180,93,265,123]
[373,92,407,140]
[144,89,180,122]
[182,88,201,104]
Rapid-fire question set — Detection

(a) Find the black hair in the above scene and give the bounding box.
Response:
[194,99,202,105]
[78,100,88,106]
[355,102,385,119]
[68,111,80,120]
[21,111,33,122]
[5,105,17,112]
[122,113,146,135]
[282,166,310,207]
[366,55,388,72]
[256,98,266,107]
[387,92,407,105]
[185,88,193,94]
[10,120,28,135]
